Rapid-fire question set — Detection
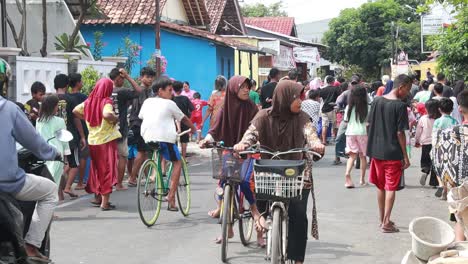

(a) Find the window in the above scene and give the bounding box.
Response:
[227,59,231,79]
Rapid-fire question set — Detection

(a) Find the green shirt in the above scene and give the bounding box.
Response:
[249,90,260,105]
[344,105,370,136]
[433,114,458,132]
[414,91,431,103]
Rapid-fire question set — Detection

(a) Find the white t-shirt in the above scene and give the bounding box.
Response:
[139,97,185,144]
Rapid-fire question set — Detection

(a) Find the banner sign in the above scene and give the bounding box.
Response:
[293,47,320,64]
[273,46,296,70]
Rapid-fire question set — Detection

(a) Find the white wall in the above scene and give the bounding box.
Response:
[2,0,92,59]
[15,56,68,103]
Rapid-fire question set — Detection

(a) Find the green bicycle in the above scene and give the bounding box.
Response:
[137,131,191,227]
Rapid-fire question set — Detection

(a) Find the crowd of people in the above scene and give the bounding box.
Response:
[1,62,467,263]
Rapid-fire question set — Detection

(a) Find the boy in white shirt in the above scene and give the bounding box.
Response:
[139,77,196,211]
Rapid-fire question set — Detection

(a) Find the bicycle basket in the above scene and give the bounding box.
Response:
[211,149,243,183]
[254,160,305,200]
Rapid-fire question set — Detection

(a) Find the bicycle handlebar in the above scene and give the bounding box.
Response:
[239,146,322,159]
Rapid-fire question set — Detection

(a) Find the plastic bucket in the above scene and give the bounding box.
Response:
[409,217,455,261]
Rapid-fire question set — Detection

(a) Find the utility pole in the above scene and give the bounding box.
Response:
[1,0,7,47]
[391,21,395,65]
[154,0,161,78]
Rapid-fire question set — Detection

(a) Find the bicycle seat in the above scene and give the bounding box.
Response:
[147,142,160,150]
[254,160,305,177]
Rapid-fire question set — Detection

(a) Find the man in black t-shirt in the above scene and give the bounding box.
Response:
[319,76,340,144]
[260,68,280,109]
[66,73,89,192]
[128,67,156,187]
[109,68,143,190]
[173,81,194,159]
[367,74,412,234]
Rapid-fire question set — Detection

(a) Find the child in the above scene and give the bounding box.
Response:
[433,98,458,131]
[36,94,71,201]
[25,82,46,126]
[415,99,441,193]
[139,77,196,210]
[343,85,370,188]
[190,92,208,142]
[172,81,194,159]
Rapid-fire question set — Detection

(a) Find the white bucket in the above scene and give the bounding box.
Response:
[409,217,455,261]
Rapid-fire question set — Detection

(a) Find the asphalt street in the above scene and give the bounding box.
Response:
[51,144,448,264]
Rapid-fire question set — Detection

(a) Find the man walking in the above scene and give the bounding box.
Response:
[109,68,142,190]
[319,76,340,145]
[367,74,412,233]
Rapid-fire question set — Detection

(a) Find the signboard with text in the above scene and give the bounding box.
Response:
[293,47,320,64]
[273,46,296,70]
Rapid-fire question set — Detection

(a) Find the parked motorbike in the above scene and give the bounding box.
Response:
[0,129,73,264]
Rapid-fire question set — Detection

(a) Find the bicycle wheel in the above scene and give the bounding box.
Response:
[137,160,162,227]
[238,195,254,246]
[271,208,282,264]
[221,184,232,263]
[177,159,191,216]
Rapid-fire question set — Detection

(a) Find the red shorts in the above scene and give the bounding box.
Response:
[191,115,203,130]
[369,158,402,191]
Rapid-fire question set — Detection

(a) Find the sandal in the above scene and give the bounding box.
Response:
[381,224,399,233]
[101,204,116,211]
[74,185,86,190]
[345,184,355,189]
[333,160,342,165]
[26,256,52,263]
[167,205,179,212]
[63,191,79,199]
[127,181,137,187]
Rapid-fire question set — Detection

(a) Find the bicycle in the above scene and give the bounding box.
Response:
[137,130,191,227]
[210,142,254,263]
[239,146,321,264]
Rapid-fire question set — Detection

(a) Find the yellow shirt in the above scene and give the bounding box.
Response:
[74,103,121,145]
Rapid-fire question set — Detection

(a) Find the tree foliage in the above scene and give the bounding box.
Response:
[323,0,425,78]
[425,0,467,80]
[240,1,287,17]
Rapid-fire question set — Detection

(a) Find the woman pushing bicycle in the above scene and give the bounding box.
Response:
[199,75,266,246]
[234,80,325,264]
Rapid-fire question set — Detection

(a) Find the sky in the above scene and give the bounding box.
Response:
[241,0,369,24]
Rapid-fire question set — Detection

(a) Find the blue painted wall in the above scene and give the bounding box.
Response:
[81,24,234,135]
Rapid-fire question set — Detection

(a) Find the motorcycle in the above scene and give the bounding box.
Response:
[0,129,73,264]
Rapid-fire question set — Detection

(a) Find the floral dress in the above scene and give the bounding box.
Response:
[208,91,225,129]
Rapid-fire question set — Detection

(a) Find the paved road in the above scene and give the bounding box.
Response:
[51,145,447,264]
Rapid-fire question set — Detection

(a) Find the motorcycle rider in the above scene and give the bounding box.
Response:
[0,96,59,262]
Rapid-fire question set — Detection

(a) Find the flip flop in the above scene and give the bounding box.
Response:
[167,204,179,212]
[63,191,79,199]
[74,185,86,190]
[26,256,52,263]
[381,224,399,233]
[127,182,137,187]
[101,204,116,211]
[345,184,355,189]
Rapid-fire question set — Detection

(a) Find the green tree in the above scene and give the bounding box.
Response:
[425,0,467,80]
[323,0,424,78]
[241,1,287,17]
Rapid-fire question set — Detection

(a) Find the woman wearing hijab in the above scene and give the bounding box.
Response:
[200,75,265,245]
[382,79,394,95]
[73,78,121,210]
[234,80,325,264]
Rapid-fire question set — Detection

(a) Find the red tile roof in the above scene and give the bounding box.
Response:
[205,0,227,32]
[160,22,258,52]
[84,0,209,26]
[244,17,296,36]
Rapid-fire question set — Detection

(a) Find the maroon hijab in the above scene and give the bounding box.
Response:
[251,80,309,159]
[209,75,258,147]
[84,78,114,127]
